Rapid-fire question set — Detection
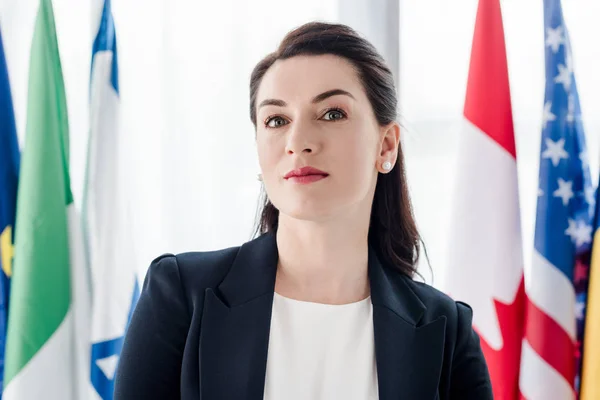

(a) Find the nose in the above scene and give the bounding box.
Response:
[285,120,320,155]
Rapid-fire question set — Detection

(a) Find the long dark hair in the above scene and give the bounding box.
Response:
[249,21,421,278]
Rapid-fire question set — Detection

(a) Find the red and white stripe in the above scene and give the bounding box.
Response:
[444,0,526,398]
[519,252,576,399]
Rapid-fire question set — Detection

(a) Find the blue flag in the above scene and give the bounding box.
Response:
[0,26,20,399]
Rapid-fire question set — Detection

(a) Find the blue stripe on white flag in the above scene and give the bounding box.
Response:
[92,0,118,93]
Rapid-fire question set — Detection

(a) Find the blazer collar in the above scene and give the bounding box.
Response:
[217,231,426,322]
[217,232,279,307]
[367,242,426,326]
[200,232,444,400]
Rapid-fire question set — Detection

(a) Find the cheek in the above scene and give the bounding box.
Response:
[256,134,282,173]
[336,130,378,175]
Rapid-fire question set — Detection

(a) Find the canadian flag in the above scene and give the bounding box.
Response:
[443,0,526,398]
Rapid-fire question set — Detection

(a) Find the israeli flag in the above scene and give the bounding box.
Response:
[83,1,140,398]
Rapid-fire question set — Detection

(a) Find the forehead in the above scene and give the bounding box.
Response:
[256,54,365,104]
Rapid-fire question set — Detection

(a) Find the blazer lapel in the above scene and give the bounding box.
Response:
[198,234,447,400]
[369,248,447,400]
[199,233,278,400]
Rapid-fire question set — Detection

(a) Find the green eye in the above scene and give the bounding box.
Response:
[322,108,346,121]
[265,116,288,128]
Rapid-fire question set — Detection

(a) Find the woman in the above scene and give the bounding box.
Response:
[114,21,492,400]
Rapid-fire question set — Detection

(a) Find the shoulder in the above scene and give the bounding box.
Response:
[402,278,473,324]
[116,245,243,398]
[145,245,241,305]
[175,246,240,287]
[400,277,477,351]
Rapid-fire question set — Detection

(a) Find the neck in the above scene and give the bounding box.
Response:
[274,214,370,305]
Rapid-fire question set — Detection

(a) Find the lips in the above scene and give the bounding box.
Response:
[284,166,329,179]
[284,166,329,184]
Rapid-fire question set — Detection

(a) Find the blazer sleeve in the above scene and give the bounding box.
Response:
[449,301,494,400]
[114,254,191,400]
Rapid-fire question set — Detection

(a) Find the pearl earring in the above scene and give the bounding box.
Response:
[382,161,392,171]
[257,173,263,182]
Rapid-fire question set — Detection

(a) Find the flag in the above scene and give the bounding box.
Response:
[83,0,140,398]
[3,0,89,398]
[443,0,526,398]
[0,25,20,398]
[519,0,593,398]
[580,180,600,397]
[579,65,600,400]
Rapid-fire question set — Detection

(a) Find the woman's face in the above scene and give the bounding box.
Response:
[255,54,399,223]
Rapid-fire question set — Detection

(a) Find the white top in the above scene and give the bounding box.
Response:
[263,292,379,400]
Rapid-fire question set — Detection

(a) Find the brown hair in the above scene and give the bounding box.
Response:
[249,21,421,278]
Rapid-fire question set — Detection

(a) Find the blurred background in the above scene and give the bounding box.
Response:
[2,0,600,398]
[1,0,600,283]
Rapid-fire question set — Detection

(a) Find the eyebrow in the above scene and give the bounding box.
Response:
[258,89,355,109]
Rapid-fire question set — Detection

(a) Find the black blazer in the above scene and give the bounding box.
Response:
[114,233,492,399]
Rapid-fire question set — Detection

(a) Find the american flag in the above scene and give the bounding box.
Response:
[519,0,594,398]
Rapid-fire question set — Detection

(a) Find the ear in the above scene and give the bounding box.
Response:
[377,121,400,172]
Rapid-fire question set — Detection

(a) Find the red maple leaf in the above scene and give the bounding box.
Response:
[476,276,526,400]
